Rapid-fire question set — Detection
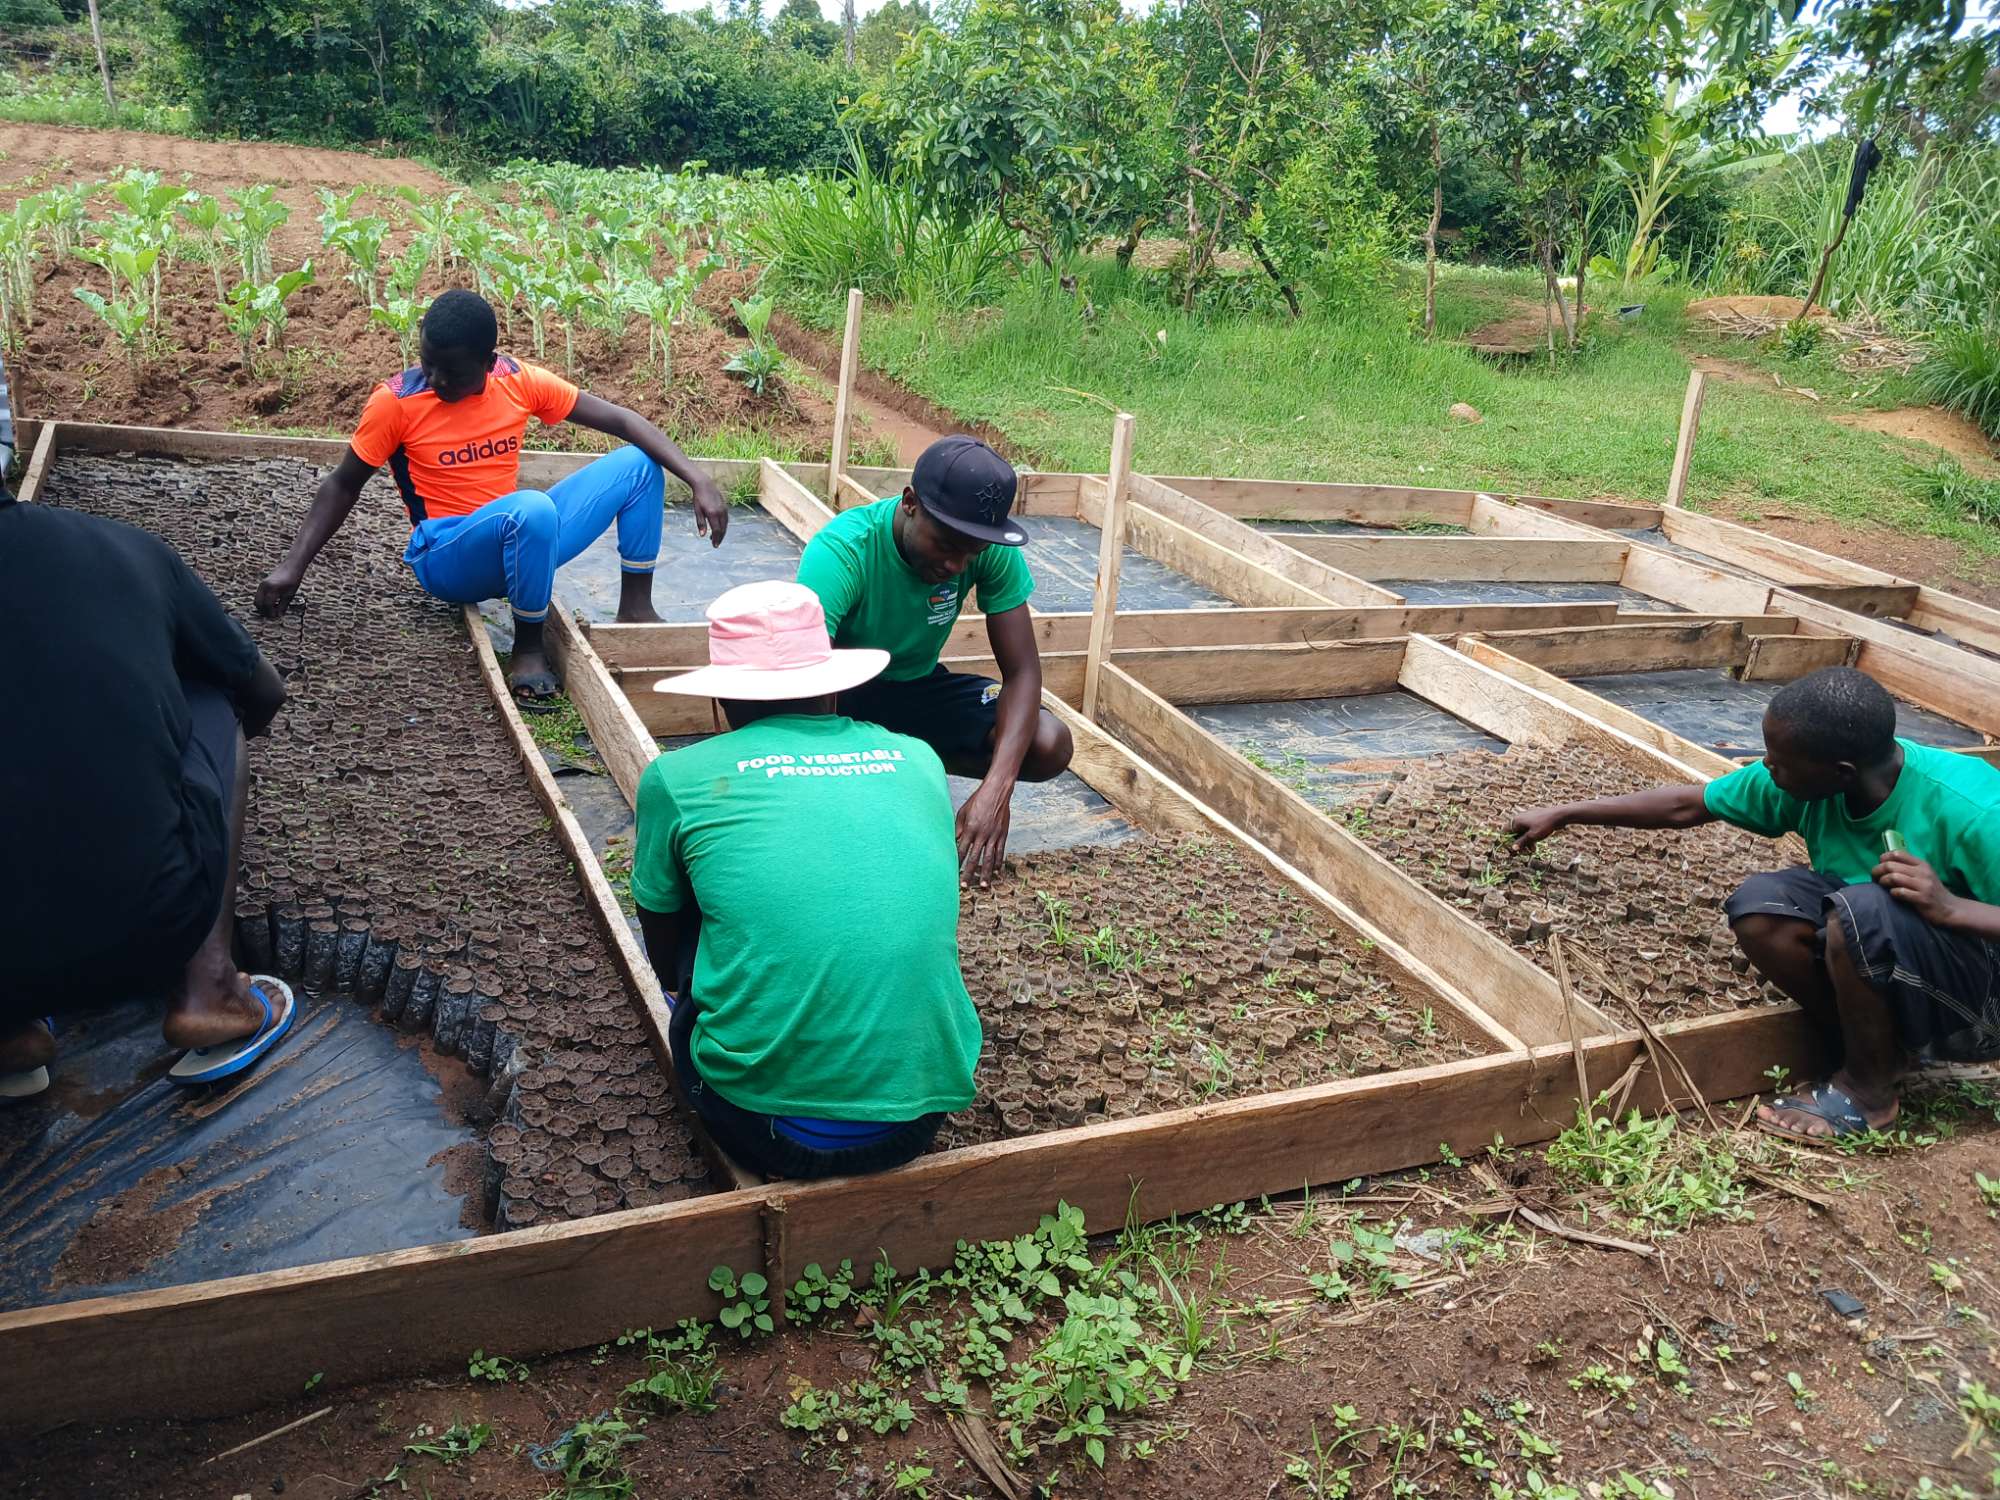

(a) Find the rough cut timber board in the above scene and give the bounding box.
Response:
[584,602,1628,668]
[1076,478,1364,608]
[1396,633,1721,785]
[546,601,659,806]
[15,419,59,504]
[1125,474,1402,606]
[46,419,762,496]
[1147,475,1661,530]
[0,1005,1820,1433]
[1452,636,1743,780]
[1269,534,1628,583]
[1092,662,1595,1046]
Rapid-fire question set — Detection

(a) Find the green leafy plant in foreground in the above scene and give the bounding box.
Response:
[708,1265,775,1337]
[468,1347,529,1382]
[992,1287,1191,1467]
[542,1413,642,1500]
[723,293,787,396]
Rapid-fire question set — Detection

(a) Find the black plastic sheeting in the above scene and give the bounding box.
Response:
[1016,514,1231,614]
[0,990,479,1312]
[1192,691,1506,809]
[1570,668,1988,762]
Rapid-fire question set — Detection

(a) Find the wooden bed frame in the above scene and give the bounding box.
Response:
[17,413,1995,1435]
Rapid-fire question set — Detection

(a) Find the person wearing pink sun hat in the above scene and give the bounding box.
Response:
[630,580,982,1178]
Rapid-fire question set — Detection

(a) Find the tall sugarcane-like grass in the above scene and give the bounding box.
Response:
[1695,142,2000,333]
[1916,325,2000,440]
[744,144,1021,313]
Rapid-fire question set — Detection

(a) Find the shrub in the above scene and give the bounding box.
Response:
[1917,325,2000,440]
[746,142,1022,310]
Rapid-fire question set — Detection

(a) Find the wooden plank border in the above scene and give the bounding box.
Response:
[0,1002,1820,1433]
[15,419,59,504]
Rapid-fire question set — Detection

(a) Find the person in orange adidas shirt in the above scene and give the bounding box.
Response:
[256,289,727,705]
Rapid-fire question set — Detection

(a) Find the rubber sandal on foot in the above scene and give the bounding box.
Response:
[169,979,296,1086]
[1756,1080,1884,1145]
[0,1017,53,1101]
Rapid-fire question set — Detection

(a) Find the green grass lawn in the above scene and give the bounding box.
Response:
[809,259,1997,559]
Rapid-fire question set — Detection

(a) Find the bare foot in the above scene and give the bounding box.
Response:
[615,600,664,624]
[162,960,264,1050]
[616,571,662,625]
[0,1018,55,1072]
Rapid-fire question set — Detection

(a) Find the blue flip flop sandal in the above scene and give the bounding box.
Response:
[169,978,296,1086]
[0,1016,54,1101]
[1756,1080,1885,1145]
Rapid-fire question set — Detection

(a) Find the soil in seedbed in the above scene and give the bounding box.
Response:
[939,834,1484,1149]
[1352,744,1782,1020]
[38,451,708,1250]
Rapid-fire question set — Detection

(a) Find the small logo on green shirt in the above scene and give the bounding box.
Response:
[925,581,959,625]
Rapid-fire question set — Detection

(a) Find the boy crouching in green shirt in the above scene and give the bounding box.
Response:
[1508,667,2000,1144]
[797,436,1074,888]
[631,580,982,1179]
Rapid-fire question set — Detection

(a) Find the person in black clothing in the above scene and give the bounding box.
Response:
[0,491,290,1096]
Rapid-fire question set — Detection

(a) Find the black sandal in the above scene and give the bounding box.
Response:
[1756,1081,1887,1145]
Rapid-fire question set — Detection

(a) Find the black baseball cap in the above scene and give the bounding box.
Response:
[910,435,1027,547]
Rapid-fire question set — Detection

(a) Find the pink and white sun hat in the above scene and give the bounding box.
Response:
[654,580,888,701]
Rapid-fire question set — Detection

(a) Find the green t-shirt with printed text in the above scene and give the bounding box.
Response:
[1703,739,2000,902]
[631,713,981,1119]
[796,497,1034,680]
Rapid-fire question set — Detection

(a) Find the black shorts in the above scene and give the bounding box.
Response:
[1726,866,2000,1064]
[4,682,239,1020]
[838,665,1004,764]
[665,993,943,1181]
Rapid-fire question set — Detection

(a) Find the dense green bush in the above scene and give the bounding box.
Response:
[145,0,847,172]
[1917,326,2000,439]
[746,145,1022,310]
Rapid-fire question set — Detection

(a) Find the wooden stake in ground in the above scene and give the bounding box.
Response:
[826,287,863,508]
[85,0,118,120]
[1548,933,1594,1139]
[1665,369,1706,510]
[1081,412,1136,721]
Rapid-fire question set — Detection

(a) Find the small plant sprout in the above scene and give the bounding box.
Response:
[468,1347,529,1382]
[708,1265,775,1337]
[402,1419,491,1465]
[1787,1370,1817,1411]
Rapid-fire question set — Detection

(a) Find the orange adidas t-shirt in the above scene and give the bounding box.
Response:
[350,356,580,525]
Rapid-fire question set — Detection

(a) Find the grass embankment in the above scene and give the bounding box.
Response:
[821,260,1997,560]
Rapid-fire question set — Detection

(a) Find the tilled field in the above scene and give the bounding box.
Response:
[44,451,709,1235]
[1353,744,1781,1019]
[943,834,1486,1147]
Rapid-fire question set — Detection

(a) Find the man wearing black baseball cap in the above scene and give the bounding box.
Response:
[797,434,1073,887]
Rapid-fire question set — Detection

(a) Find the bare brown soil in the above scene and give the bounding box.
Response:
[14,1118,1996,1499]
[46,451,709,1249]
[1834,406,2000,476]
[946,836,1485,1148]
[46,1163,236,1290]
[1354,745,1780,1021]
[1464,296,1593,357]
[1686,294,1830,323]
[0,129,835,454]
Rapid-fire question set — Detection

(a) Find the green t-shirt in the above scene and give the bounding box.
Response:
[1704,739,2000,901]
[796,497,1035,681]
[631,713,982,1120]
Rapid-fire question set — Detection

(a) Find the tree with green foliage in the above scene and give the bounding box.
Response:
[1462,0,1659,349]
[156,0,490,142]
[1361,0,1483,334]
[1144,0,1397,312]
[852,0,930,72]
[773,0,840,59]
[861,0,1164,268]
